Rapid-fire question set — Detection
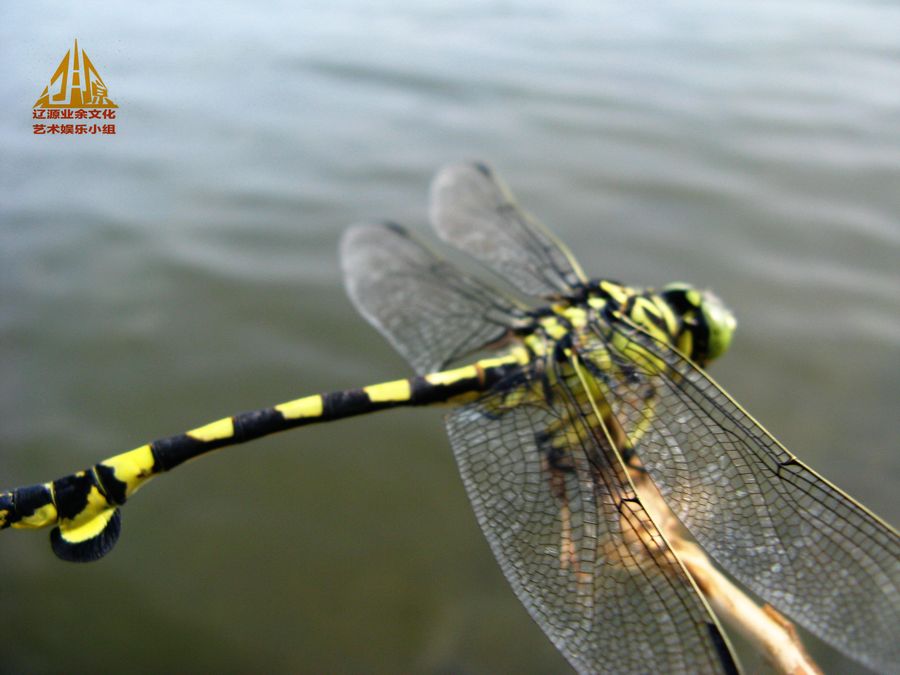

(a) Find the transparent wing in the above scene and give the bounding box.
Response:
[444,358,737,674]
[341,221,526,375]
[430,162,588,299]
[580,316,900,673]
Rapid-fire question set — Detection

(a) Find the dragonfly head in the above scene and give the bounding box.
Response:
[660,283,737,366]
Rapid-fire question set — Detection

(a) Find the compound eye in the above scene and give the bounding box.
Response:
[700,291,737,362]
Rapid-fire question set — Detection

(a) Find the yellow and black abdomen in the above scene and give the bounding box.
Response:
[2,470,123,562]
[0,352,527,563]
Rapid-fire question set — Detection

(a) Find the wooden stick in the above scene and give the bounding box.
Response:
[631,467,823,675]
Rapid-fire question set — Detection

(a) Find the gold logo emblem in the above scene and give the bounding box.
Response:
[33,40,118,136]
[34,39,117,109]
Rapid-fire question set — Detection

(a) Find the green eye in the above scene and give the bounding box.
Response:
[699,290,737,362]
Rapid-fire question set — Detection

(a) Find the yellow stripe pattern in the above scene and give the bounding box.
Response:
[101,444,156,498]
[59,486,116,544]
[187,417,235,442]
[276,395,324,420]
[364,380,412,402]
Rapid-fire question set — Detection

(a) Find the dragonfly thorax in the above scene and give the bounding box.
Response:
[575,278,736,367]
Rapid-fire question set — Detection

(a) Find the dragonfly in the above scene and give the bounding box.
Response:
[1,163,897,674]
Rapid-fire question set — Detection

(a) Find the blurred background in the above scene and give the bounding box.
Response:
[1,1,898,673]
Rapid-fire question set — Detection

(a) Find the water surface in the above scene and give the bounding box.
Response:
[1,1,898,672]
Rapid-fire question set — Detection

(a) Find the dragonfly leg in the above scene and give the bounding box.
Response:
[619,444,648,474]
[542,449,578,573]
[541,440,594,597]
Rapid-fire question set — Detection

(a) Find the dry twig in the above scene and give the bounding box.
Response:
[631,467,823,675]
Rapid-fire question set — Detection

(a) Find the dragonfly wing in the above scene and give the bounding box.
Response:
[444,359,737,674]
[430,162,587,299]
[586,317,900,673]
[341,221,525,375]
